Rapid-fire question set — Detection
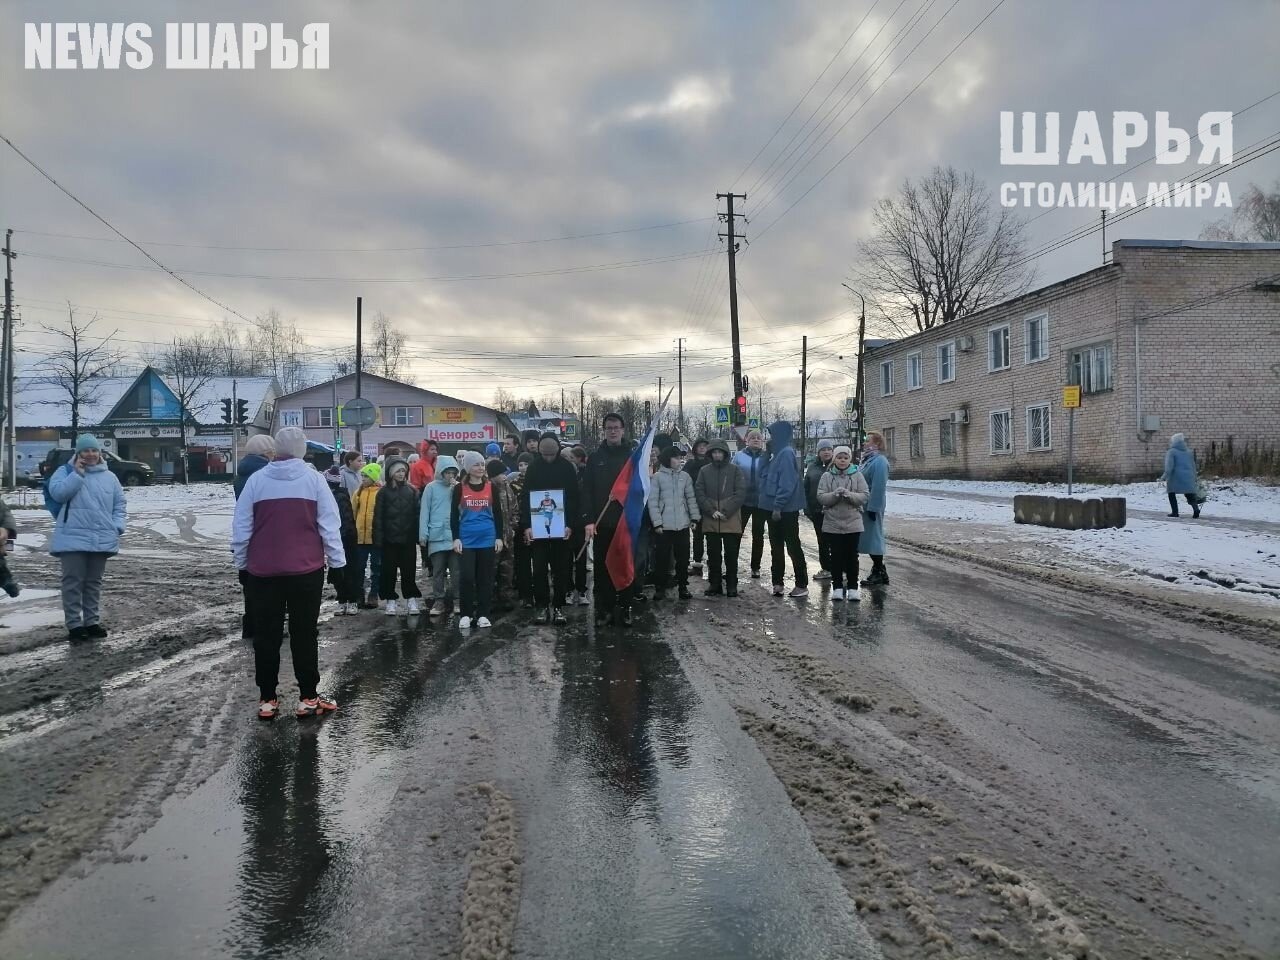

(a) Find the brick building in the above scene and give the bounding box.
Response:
[860,239,1280,482]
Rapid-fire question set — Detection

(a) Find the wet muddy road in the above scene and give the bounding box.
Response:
[1,515,1277,959]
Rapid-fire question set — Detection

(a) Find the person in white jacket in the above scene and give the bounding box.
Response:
[647,446,701,601]
[232,426,346,721]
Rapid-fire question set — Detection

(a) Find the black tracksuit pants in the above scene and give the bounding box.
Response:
[705,533,741,589]
[655,529,690,590]
[827,531,861,589]
[379,542,421,600]
[740,506,770,572]
[249,568,324,700]
[810,512,833,572]
[531,539,572,607]
[768,511,809,588]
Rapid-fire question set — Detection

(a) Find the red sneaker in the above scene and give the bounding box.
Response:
[295,695,338,719]
[257,699,280,721]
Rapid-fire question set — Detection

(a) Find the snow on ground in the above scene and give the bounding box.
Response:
[122,483,236,543]
[888,487,1280,608]
[890,477,1279,523]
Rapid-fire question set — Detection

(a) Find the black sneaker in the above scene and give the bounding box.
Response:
[521,598,536,610]
[678,586,692,600]
[1,577,20,598]
[726,585,739,598]
[67,626,90,642]
[552,607,567,625]
[652,589,666,603]
[84,624,108,639]
[750,569,761,579]
[535,607,551,625]
[704,583,723,596]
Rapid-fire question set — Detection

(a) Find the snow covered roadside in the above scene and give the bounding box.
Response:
[889,477,1279,523]
[887,488,1280,612]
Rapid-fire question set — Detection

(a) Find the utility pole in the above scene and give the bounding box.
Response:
[675,337,685,436]
[232,378,240,474]
[657,377,663,429]
[354,296,363,456]
[799,335,808,459]
[717,191,746,423]
[1,229,13,486]
[843,284,867,439]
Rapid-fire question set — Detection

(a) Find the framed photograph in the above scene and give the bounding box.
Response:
[529,489,565,540]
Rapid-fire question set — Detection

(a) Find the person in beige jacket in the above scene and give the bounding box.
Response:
[648,446,701,600]
[816,445,870,602]
[694,439,747,597]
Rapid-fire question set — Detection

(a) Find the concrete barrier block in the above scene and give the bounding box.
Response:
[1012,494,1127,530]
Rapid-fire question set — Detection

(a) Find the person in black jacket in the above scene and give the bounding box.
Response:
[373,456,422,614]
[581,412,636,626]
[326,470,361,614]
[804,439,835,580]
[521,433,581,625]
[683,438,710,576]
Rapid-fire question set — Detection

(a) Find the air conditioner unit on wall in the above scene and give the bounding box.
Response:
[951,408,969,425]
[956,336,975,352]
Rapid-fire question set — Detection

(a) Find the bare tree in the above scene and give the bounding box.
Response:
[1201,180,1280,242]
[491,387,520,414]
[208,317,268,377]
[34,306,126,434]
[152,334,219,485]
[852,166,1036,333]
[251,309,307,392]
[344,311,413,383]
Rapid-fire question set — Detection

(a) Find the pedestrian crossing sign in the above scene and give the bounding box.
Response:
[748,416,761,429]
[715,404,731,425]
[564,421,578,439]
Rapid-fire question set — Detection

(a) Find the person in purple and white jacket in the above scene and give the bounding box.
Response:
[232,426,346,722]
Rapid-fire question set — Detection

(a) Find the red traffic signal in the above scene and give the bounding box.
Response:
[735,395,747,412]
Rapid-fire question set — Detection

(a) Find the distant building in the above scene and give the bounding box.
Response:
[860,239,1280,482]
[509,409,582,444]
[270,372,519,458]
[13,368,278,478]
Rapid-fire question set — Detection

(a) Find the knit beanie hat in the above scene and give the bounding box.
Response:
[360,463,382,483]
[274,426,308,460]
[538,435,560,456]
[517,452,536,466]
[245,433,276,457]
[833,445,853,460]
[485,441,502,457]
[817,439,835,452]
[458,450,485,472]
[659,445,681,468]
[74,434,101,453]
[486,458,507,478]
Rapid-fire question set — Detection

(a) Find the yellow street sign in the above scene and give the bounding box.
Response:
[425,405,474,424]
[1063,385,1081,408]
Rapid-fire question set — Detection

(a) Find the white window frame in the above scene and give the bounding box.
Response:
[1069,341,1114,394]
[391,406,413,427]
[1024,312,1049,364]
[906,351,923,391]
[989,409,1013,455]
[939,418,956,456]
[882,427,896,460]
[908,422,924,459]
[937,340,956,384]
[988,324,1010,372]
[879,359,895,397]
[1026,403,1052,452]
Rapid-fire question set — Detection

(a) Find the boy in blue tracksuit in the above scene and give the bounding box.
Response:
[731,429,770,578]
[758,421,808,598]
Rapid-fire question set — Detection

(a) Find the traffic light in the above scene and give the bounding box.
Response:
[335,437,343,451]
[735,395,748,415]
[559,420,566,432]
[220,398,232,424]
[235,399,250,424]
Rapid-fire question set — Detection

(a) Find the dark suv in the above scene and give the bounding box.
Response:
[39,448,154,487]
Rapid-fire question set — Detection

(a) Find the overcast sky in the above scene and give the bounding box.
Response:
[3,0,1278,418]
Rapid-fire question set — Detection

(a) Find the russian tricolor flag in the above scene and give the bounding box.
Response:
[604,415,663,591]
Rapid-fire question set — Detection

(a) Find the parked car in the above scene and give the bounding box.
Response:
[39,447,154,487]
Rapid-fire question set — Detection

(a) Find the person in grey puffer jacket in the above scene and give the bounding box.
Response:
[648,446,701,600]
[373,456,422,613]
[816,445,870,601]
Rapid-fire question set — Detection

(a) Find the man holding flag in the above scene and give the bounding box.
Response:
[583,410,661,627]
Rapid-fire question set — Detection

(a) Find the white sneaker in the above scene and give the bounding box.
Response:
[407,598,421,615]
[384,600,398,616]
[476,617,492,628]
[846,587,861,602]
[459,616,472,630]
[788,586,809,599]
[333,603,347,616]
[577,592,590,606]
[831,588,845,602]
[344,603,359,615]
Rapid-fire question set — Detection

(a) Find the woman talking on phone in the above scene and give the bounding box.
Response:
[47,434,127,642]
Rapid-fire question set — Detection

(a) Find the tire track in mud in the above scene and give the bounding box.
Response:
[672,575,1271,958]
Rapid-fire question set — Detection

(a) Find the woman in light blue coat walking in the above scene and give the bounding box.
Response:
[1162,433,1200,518]
[858,431,891,586]
[47,434,127,641]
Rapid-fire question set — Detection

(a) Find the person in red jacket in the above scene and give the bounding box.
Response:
[408,439,438,490]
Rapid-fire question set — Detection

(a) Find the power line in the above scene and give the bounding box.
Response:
[0,131,253,323]
[11,217,716,254]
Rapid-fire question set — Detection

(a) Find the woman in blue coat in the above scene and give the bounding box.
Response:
[858,431,891,586]
[47,434,127,641]
[1162,433,1200,519]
